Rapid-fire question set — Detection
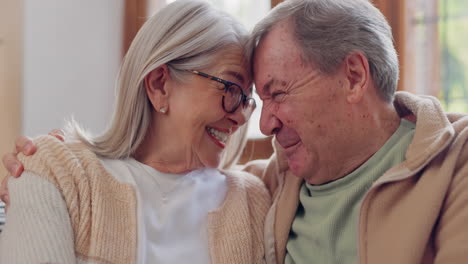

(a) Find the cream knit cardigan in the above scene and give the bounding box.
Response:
[2,136,271,264]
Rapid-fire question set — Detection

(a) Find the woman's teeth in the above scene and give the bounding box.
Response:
[207,127,228,143]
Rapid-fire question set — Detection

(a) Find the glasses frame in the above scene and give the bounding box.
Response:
[189,70,256,114]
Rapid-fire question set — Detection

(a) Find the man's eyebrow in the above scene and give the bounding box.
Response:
[259,79,274,96]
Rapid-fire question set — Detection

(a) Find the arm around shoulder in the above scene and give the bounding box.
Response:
[0,171,76,264]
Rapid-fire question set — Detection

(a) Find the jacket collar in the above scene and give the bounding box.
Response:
[388,92,455,177]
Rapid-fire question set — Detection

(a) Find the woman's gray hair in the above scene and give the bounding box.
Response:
[68,0,252,169]
[251,0,399,102]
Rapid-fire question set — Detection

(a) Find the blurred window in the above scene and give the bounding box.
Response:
[405,0,468,112]
[166,0,269,31]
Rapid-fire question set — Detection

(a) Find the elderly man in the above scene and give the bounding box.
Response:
[2,0,468,263]
[244,0,468,263]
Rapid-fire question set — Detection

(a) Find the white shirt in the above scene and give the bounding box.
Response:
[100,158,228,264]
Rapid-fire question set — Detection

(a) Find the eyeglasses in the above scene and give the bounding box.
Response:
[190,70,256,116]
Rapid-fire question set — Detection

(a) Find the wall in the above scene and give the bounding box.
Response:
[0,0,22,177]
[23,0,124,137]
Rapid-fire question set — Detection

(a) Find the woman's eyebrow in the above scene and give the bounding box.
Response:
[223,71,245,84]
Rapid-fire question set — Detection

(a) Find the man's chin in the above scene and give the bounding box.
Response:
[286,148,315,181]
[287,156,308,179]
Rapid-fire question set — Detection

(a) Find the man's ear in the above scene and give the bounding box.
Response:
[344,51,369,104]
[144,64,171,113]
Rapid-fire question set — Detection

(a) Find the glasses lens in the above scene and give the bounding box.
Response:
[223,84,242,113]
[242,98,256,119]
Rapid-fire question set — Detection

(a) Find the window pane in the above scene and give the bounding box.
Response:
[166,0,270,30]
[406,0,468,113]
[439,0,468,112]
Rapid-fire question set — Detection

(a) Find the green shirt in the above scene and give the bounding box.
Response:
[285,119,415,264]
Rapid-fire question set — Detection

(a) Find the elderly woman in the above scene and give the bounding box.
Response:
[0,0,270,263]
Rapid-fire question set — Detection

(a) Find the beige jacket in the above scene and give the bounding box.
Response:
[245,92,468,264]
[0,136,271,264]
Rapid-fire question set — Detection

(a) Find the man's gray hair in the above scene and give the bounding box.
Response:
[251,0,399,102]
[68,0,251,169]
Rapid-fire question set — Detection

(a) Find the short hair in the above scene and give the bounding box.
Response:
[251,0,399,102]
[69,0,251,168]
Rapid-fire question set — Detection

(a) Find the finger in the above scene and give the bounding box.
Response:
[15,136,36,155]
[48,129,65,142]
[0,176,8,199]
[2,195,9,212]
[0,177,10,210]
[0,192,7,202]
[0,193,7,204]
[0,180,6,197]
[2,153,24,177]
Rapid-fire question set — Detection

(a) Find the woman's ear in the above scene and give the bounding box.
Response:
[144,64,171,114]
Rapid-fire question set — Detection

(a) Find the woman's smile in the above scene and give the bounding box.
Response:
[206,126,230,148]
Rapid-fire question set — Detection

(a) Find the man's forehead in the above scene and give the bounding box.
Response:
[258,21,295,47]
[254,39,302,75]
[255,30,302,66]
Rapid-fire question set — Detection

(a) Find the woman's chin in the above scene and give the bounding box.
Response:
[200,153,223,169]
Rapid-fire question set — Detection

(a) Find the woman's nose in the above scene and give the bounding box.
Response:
[227,99,256,126]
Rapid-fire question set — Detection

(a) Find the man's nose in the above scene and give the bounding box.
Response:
[259,102,282,136]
